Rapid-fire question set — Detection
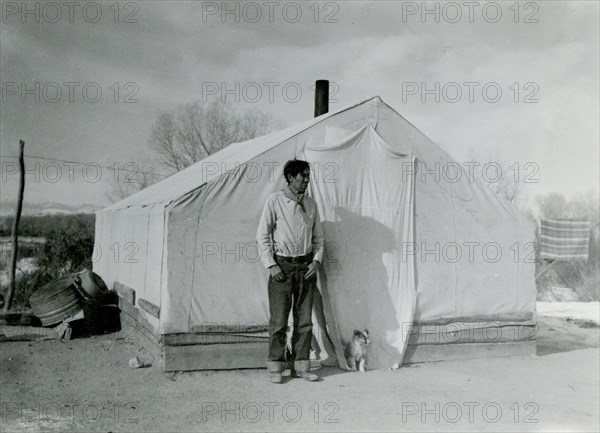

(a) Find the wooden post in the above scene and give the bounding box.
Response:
[4,140,25,311]
[314,80,329,117]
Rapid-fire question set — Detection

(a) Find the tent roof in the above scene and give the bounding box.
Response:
[103,96,391,211]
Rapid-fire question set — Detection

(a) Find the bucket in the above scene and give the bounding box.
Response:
[29,276,83,326]
[71,269,109,300]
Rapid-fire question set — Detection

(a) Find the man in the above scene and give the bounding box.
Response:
[257,159,325,383]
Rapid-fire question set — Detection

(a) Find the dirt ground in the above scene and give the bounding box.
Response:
[1,315,598,433]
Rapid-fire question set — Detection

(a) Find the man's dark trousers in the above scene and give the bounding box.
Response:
[267,257,315,374]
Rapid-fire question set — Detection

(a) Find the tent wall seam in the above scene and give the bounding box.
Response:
[448,156,459,317]
[141,205,153,308]
[188,190,206,331]
[158,205,169,331]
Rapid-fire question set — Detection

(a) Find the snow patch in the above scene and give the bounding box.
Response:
[537,301,600,324]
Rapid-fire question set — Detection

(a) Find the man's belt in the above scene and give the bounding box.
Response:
[274,253,313,264]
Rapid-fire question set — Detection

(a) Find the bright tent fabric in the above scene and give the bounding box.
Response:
[303,125,416,368]
[94,96,535,369]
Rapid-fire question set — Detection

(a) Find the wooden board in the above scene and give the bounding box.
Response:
[403,341,536,364]
[119,307,162,359]
[0,325,57,341]
[162,333,268,346]
[138,298,160,319]
[113,281,135,305]
[163,342,268,371]
[407,324,537,345]
[190,324,268,333]
[118,297,160,342]
[0,309,37,326]
[416,312,534,325]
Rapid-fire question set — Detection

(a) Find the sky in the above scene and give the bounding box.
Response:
[1,0,598,212]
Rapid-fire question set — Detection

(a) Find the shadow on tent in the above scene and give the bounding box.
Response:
[314,207,409,370]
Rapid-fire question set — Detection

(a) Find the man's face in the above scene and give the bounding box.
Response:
[288,168,310,194]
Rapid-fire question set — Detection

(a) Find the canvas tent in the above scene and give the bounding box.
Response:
[94,96,536,371]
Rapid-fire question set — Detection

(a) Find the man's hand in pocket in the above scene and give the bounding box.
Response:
[304,261,319,279]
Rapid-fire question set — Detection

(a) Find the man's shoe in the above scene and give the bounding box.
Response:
[293,370,319,382]
[269,372,283,384]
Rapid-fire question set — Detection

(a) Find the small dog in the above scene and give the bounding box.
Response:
[344,329,371,372]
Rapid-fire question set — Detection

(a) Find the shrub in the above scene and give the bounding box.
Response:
[2,214,96,309]
[39,219,95,275]
[11,267,54,309]
[535,191,600,301]
[0,214,95,237]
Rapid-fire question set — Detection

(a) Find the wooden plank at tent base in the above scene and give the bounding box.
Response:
[113,281,135,305]
[138,298,160,319]
[163,342,268,372]
[118,296,158,338]
[112,282,538,371]
[417,312,534,325]
[118,299,162,359]
[407,323,537,345]
[403,341,536,364]
[162,333,268,346]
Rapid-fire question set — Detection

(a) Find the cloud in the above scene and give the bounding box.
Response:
[0,1,597,207]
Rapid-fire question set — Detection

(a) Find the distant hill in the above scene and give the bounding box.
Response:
[0,201,105,216]
[36,208,75,216]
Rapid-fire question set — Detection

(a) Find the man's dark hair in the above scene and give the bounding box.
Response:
[283,159,310,183]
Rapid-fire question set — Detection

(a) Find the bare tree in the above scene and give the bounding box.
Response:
[536,189,600,222]
[484,168,524,206]
[464,149,524,208]
[149,100,284,171]
[536,192,568,219]
[106,161,164,202]
[150,112,188,172]
[106,101,283,202]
